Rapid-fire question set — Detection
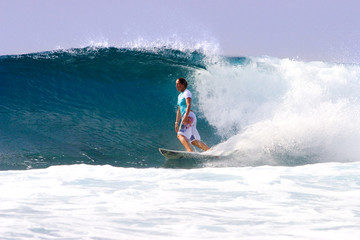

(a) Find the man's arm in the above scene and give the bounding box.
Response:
[175,107,181,132]
[182,97,191,124]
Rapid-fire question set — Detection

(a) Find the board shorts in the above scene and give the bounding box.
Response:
[177,111,201,143]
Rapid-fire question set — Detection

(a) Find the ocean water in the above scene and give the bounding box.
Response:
[1,45,360,239]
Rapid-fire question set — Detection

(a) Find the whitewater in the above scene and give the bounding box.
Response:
[1,163,360,240]
[1,43,360,239]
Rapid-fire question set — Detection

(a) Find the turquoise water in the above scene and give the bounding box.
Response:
[0,47,220,169]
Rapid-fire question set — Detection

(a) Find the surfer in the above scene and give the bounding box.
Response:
[175,78,210,152]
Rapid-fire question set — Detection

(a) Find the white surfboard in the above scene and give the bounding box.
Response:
[159,148,217,160]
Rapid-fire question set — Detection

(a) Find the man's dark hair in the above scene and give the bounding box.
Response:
[178,78,188,88]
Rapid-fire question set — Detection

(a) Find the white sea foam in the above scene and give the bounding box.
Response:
[195,57,360,165]
[81,35,220,55]
[0,163,359,239]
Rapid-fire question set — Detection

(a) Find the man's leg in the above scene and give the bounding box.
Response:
[191,140,210,151]
[177,134,193,152]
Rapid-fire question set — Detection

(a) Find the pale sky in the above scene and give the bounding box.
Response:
[1,0,359,63]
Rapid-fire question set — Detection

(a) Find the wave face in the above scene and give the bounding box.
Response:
[1,46,360,170]
[0,47,219,169]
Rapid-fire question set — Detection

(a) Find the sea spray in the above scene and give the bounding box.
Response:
[195,57,360,166]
